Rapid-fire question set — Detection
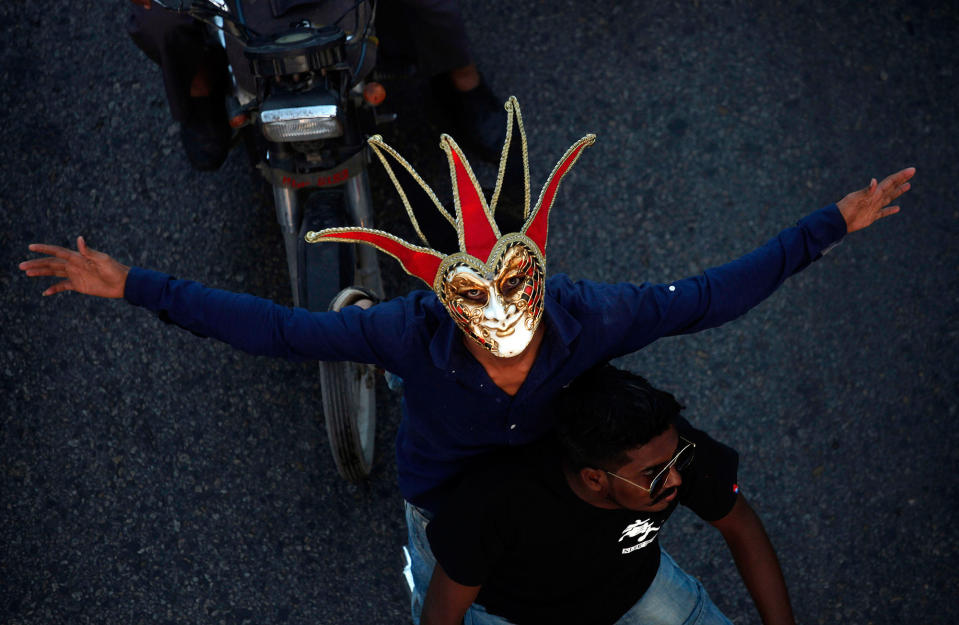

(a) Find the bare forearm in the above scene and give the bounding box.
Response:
[714,497,796,625]
[422,564,480,625]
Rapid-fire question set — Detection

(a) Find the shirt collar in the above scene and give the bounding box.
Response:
[428,303,461,371]
[542,289,581,349]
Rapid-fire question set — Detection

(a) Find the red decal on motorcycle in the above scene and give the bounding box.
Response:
[281,176,309,189]
[316,168,349,187]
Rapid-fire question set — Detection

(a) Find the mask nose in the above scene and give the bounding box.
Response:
[483,292,507,320]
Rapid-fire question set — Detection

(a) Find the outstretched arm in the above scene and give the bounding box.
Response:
[711,495,795,625]
[18,237,412,369]
[19,237,130,298]
[586,167,918,356]
[421,563,482,625]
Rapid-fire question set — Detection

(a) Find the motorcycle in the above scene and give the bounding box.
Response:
[153,0,389,482]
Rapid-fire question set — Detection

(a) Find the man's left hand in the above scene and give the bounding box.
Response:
[837,167,915,233]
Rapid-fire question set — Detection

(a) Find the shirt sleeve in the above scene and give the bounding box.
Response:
[674,417,740,522]
[122,266,420,369]
[561,205,847,357]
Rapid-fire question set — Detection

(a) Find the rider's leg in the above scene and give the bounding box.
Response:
[126,6,231,171]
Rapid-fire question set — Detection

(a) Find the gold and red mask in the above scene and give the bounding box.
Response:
[306,97,594,358]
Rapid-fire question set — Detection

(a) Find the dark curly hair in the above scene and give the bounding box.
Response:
[553,364,682,471]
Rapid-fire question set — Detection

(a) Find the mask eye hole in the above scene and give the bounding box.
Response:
[499,274,525,295]
[459,287,488,304]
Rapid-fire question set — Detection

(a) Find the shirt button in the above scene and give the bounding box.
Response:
[510,424,517,430]
[668,285,676,292]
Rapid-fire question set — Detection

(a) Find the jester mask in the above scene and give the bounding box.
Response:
[306,97,595,358]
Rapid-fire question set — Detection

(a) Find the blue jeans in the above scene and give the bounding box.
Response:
[405,502,435,624]
[612,550,733,625]
[404,502,732,625]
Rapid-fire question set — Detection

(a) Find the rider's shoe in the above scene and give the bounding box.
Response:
[430,73,507,164]
[179,94,232,172]
[329,287,404,392]
[329,286,380,312]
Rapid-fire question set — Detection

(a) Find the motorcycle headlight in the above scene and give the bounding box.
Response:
[260,104,342,142]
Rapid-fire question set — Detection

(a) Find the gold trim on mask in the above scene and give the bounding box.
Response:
[367,136,455,247]
[489,98,531,221]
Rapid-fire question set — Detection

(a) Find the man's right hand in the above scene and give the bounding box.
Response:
[19,237,130,299]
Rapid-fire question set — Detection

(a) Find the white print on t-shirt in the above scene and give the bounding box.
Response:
[619,518,661,554]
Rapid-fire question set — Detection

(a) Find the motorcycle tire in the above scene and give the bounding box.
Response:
[299,191,377,483]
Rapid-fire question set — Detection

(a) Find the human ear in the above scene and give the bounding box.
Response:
[580,467,607,493]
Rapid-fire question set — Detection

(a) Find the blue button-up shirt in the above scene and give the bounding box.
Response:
[125,205,846,512]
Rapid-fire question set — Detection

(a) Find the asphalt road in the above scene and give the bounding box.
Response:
[2,2,957,624]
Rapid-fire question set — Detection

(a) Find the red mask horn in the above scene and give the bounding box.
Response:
[440,134,500,264]
[522,134,595,257]
[305,229,442,285]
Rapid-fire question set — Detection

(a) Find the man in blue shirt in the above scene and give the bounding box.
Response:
[19,98,914,621]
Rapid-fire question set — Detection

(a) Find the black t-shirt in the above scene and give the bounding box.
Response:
[426,418,739,625]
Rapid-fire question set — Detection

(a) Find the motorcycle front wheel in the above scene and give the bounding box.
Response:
[299,191,377,483]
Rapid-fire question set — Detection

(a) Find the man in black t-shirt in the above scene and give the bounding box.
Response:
[422,365,797,625]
